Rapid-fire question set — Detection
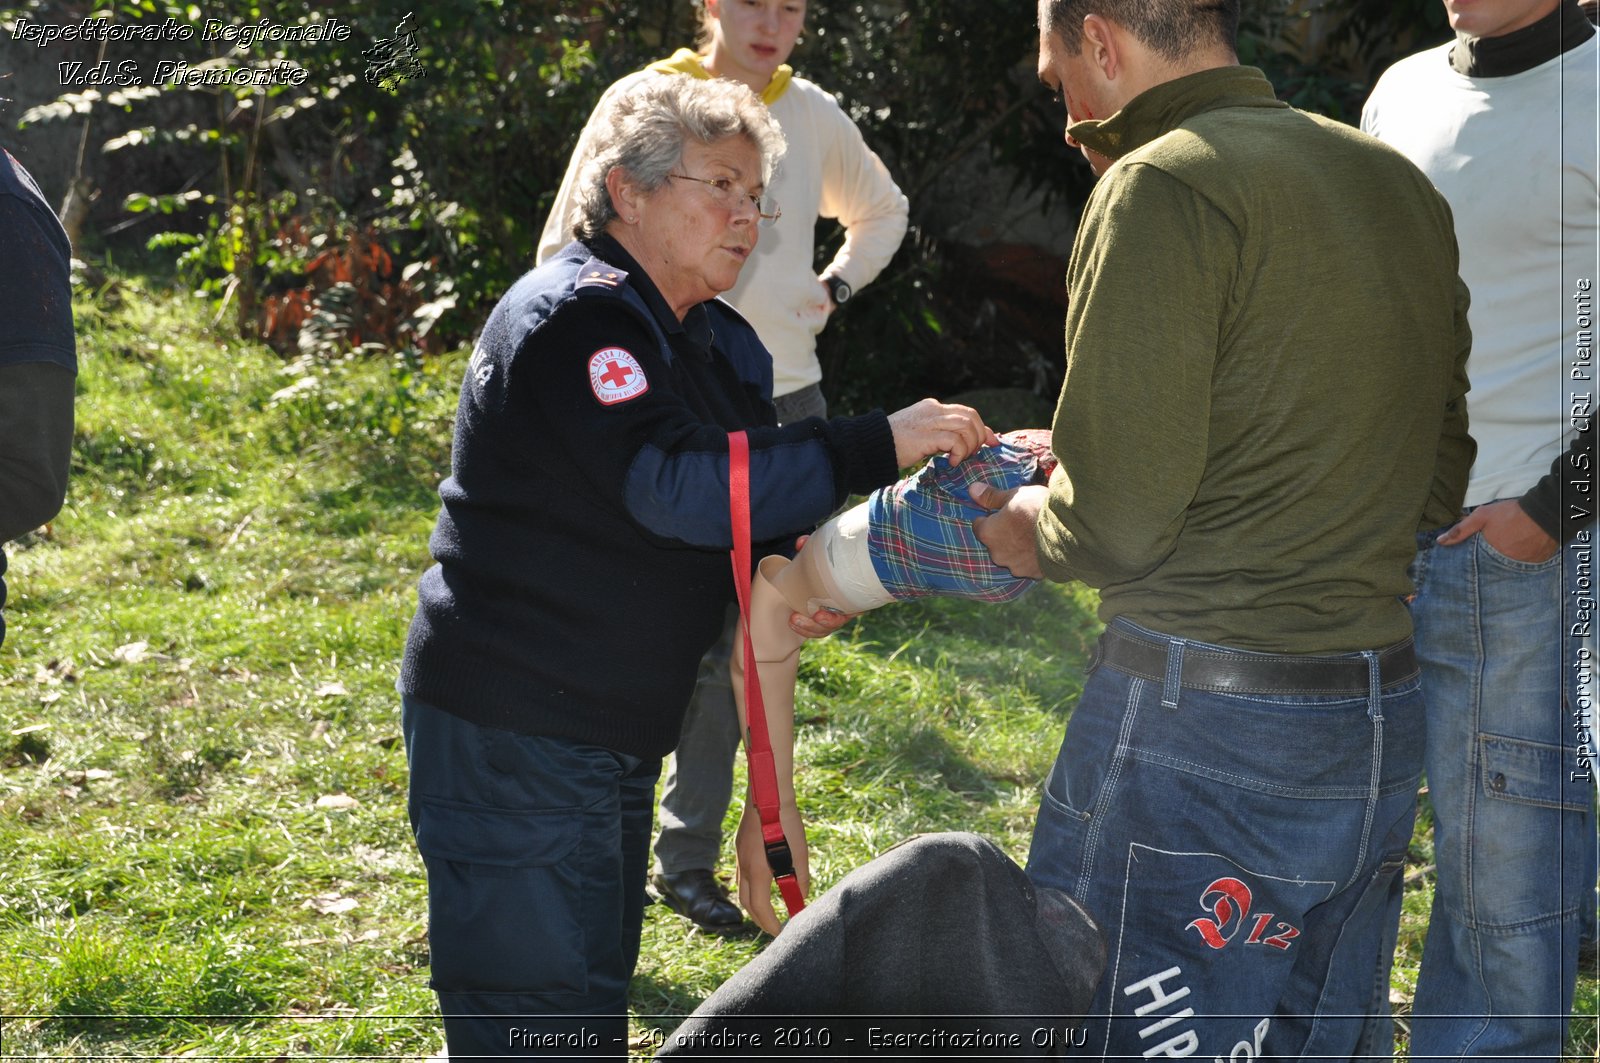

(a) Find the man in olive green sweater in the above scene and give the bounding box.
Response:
[972,0,1473,1057]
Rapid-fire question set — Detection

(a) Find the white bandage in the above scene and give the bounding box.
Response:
[813,502,895,614]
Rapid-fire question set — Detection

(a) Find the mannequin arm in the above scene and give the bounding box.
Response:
[734,523,883,933]
[733,552,811,935]
[735,506,897,931]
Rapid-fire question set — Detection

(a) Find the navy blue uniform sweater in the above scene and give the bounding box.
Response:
[399,237,898,756]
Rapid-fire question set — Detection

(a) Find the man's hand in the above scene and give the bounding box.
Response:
[1437,498,1558,563]
[735,798,809,936]
[970,482,1049,580]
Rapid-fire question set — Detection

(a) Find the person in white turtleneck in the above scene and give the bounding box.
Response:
[1363,2,1599,1056]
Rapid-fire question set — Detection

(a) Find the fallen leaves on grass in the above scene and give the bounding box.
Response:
[303,893,360,915]
[112,641,150,663]
[34,659,76,685]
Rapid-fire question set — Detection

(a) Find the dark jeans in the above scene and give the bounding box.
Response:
[1026,618,1425,1059]
[403,696,659,1059]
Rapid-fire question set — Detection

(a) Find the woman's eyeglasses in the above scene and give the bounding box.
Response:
[668,173,782,226]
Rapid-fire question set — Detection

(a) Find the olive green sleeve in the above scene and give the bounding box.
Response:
[1034,163,1232,587]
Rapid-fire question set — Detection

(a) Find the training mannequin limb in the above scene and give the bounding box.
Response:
[733,535,879,935]
[731,437,1052,932]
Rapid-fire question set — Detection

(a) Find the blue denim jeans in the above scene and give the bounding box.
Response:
[1026,618,1425,1060]
[1407,527,1595,1060]
[403,696,660,1059]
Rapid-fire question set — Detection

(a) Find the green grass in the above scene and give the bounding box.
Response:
[1,277,1594,1059]
[2,277,446,1059]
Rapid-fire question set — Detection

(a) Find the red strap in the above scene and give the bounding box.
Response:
[727,431,806,918]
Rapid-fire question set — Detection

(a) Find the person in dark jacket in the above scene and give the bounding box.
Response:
[0,148,76,649]
[397,75,992,1060]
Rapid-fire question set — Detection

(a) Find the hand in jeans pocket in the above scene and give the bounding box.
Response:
[1437,498,1559,563]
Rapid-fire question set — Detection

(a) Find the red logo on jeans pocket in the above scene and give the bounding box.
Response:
[1187,876,1301,951]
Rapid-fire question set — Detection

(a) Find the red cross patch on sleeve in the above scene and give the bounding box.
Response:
[588,348,650,406]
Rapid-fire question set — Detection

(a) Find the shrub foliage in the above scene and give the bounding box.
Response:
[17,0,1450,411]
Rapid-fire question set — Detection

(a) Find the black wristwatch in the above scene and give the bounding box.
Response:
[824,274,852,306]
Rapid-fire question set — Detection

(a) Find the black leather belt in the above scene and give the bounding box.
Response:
[1096,625,1419,696]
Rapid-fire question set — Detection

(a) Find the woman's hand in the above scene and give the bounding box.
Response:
[887,399,998,468]
[789,606,853,640]
[784,533,856,639]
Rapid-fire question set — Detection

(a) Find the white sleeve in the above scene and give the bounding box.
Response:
[536,76,643,265]
[814,93,909,291]
[1359,67,1393,138]
[1358,93,1378,137]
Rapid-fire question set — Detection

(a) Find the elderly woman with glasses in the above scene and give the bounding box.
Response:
[398,75,991,1059]
[539,0,909,938]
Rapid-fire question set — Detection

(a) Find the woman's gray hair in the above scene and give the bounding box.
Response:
[571,76,786,241]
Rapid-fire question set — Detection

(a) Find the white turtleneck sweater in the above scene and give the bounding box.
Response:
[1362,32,1599,509]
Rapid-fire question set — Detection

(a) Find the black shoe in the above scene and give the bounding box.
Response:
[650,868,746,933]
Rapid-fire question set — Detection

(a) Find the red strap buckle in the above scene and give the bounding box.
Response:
[763,837,796,879]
